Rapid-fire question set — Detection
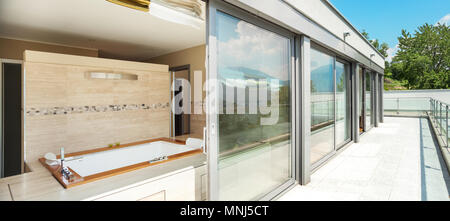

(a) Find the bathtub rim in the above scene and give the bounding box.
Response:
[38,137,203,189]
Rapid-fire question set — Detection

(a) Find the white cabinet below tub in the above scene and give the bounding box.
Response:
[85,166,203,201]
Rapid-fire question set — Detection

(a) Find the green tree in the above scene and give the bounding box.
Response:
[392,23,449,89]
[361,29,390,58]
[361,30,405,90]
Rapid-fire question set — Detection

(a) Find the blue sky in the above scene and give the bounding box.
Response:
[329,0,450,60]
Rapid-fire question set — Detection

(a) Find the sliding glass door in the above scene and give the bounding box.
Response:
[365,71,373,129]
[310,47,352,167]
[207,1,295,200]
[335,60,351,148]
[310,48,335,165]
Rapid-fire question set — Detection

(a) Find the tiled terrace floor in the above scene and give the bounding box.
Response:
[279,117,450,201]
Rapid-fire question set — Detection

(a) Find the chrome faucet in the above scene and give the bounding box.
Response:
[60,147,73,179]
[60,147,65,170]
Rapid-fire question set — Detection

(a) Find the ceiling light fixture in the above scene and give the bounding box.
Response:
[106,0,205,29]
[106,0,151,12]
[343,32,350,39]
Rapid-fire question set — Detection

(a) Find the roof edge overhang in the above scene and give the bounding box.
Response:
[222,0,385,74]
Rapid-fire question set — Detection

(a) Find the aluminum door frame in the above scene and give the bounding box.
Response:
[206,0,298,201]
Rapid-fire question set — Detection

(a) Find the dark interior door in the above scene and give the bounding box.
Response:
[3,63,22,177]
[171,67,190,137]
[174,79,183,136]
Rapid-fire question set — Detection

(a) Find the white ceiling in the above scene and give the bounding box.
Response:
[0,0,205,61]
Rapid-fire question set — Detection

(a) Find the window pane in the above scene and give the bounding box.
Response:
[216,11,292,200]
[310,48,334,165]
[335,61,350,147]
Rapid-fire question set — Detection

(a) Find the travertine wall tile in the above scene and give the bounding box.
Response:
[25,61,170,162]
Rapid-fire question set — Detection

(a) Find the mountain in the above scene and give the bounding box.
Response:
[218,66,289,86]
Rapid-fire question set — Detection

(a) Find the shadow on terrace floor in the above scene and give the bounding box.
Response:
[419,118,450,200]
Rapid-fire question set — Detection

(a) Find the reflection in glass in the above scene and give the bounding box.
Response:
[310,48,334,165]
[216,11,292,200]
[365,72,372,127]
[335,61,350,147]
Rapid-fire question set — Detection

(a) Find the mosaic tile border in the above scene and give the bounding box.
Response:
[26,103,170,116]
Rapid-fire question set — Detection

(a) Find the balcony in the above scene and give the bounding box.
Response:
[280,96,450,201]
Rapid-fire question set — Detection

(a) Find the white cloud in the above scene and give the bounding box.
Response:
[218,20,289,80]
[436,14,450,26]
[386,44,399,63]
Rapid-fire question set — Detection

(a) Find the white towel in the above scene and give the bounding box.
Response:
[46,159,60,166]
[185,138,203,149]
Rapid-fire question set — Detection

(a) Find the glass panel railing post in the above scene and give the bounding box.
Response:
[446,105,449,148]
[435,100,437,124]
[396,98,399,115]
[439,103,443,135]
[431,99,434,120]
[433,99,436,122]
[434,100,436,120]
[430,98,432,116]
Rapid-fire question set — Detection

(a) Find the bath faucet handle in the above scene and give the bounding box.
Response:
[61,166,73,180]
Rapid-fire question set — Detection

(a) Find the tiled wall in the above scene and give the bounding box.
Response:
[24,61,170,162]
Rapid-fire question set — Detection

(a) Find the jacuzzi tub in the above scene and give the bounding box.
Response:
[40,138,203,188]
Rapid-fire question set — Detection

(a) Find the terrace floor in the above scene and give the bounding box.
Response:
[279,117,450,201]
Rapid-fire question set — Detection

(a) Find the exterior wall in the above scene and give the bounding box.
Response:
[226,0,384,73]
[0,37,98,60]
[146,45,206,138]
[24,51,170,163]
[285,0,385,67]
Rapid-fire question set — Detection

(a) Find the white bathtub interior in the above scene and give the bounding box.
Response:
[63,141,201,177]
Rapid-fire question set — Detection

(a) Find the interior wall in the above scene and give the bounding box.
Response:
[147,45,206,138]
[0,37,98,60]
[24,51,170,163]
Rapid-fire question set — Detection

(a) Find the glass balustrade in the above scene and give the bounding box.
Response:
[384,97,449,149]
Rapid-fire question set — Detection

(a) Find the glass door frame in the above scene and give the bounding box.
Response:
[364,70,374,131]
[335,58,352,149]
[309,45,336,169]
[372,72,378,126]
[309,43,353,170]
[359,67,365,134]
[206,0,298,201]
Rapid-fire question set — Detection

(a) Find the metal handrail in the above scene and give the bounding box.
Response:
[429,98,449,148]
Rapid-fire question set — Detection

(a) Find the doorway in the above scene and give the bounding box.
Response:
[310,46,352,168]
[1,60,22,178]
[170,65,191,137]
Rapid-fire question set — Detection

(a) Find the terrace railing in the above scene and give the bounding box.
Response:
[430,98,449,149]
[384,97,431,117]
[384,97,449,148]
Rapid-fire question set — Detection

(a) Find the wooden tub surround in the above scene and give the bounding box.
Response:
[39,138,203,189]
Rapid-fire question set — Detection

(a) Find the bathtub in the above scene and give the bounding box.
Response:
[40,138,203,188]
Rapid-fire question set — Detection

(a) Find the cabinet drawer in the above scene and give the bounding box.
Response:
[92,168,195,201]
